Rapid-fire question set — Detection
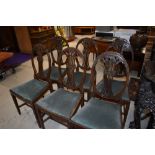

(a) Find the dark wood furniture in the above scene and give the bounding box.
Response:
[35,47,85,128]
[44,36,69,89]
[107,37,134,71]
[0,26,19,52]
[76,37,98,101]
[92,37,114,54]
[70,51,130,129]
[10,44,51,128]
[73,26,95,35]
[129,33,148,76]
[29,26,56,48]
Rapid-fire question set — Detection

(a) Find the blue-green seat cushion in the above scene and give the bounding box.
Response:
[96,80,129,101]
[64,72,91,90]
[36,88,82,118]
[71,97,121,129]
[44,66,66,81]
[10,79,48,102]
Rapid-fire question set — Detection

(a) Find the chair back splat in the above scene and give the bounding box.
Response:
[60,47,85,92]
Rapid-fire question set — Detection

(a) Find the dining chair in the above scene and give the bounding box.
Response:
[35,47,85,128]
[76,37,98,101]
[70,51,130,129]
[45,36,69,89]
[9,44,51,128]
[104,38,135,102]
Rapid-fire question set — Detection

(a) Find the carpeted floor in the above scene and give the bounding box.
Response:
[0,52,32,79]
[5,52,32,67]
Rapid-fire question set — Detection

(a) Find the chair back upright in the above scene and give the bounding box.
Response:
[31,44,51,84]
[91,51,129,101]
[59,47,85,92]
[76,38,98,72]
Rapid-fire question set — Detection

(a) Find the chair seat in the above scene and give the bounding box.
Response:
[96,80,129,101]
[71,97,122,129]
[44,66,66,81]
[10,79,48,102]
[74,72,91,90]
[36,88,82,118]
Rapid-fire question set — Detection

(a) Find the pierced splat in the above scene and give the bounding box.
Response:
[60,47,85,91]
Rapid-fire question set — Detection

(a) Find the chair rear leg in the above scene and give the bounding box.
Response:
[35,106,45,129]
[32,104,42,128]
[11,93,21,115]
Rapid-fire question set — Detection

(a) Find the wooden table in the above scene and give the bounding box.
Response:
[92,36,114,54]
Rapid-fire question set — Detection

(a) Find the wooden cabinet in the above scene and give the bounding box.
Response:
[14,26,56,53]
[29,26,56,47]
[92,37,113,54]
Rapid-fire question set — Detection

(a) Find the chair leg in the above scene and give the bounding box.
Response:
[87,91,91,101]
[11,93,21,115]
[32,104,42,128]
[36,106,45,129]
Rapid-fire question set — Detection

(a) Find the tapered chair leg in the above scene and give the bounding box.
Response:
[36,106,45,129]
[11,93,21,115]
[32,104,42,128]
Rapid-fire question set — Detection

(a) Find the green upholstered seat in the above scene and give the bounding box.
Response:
[44,66,66,81]
[71,97,122,129]
[11,79,48,102]
[74,72,91,90]
[36,88,82,118]
[64,71,91,90]
[96,80,129,101]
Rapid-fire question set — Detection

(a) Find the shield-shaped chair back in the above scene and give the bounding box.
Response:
[91,51,129,101]
[32,44,51,83]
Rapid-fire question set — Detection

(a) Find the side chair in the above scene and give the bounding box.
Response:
[70,51,130,129]
[45,36,69,89]
[76,37,98,101]
[9,44,52,128]
[35,47,85,128]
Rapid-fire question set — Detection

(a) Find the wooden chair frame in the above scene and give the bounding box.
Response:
[35,47,86,128]
[10,44,51,128]
[70,51,130,129]
[46,36,69,89]
[76,37,98,101]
